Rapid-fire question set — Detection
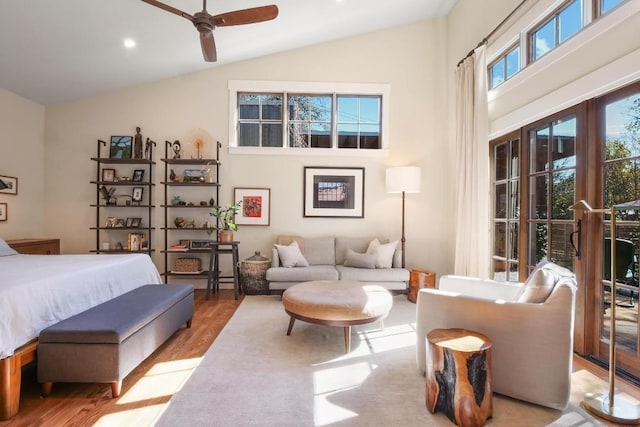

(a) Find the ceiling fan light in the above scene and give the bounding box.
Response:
[123,38,136,49]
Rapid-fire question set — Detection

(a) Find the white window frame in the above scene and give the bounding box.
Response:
[228,80,390,157]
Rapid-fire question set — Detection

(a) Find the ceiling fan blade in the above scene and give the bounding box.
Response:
[141,0,194,21]
[200,31,217,62]
[213,5,278,27]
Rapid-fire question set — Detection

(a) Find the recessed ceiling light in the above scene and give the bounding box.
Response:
[123,38,136,49]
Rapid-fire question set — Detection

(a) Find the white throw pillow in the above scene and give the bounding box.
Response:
[343,248,377,269]
[274,241,309,268]
[366,238,398,269]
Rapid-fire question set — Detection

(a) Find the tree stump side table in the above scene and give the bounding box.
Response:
[426,328,493,427]
[408,268,436,303]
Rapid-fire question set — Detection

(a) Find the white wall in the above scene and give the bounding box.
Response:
[43,20,454,281]
[0,88,45,239]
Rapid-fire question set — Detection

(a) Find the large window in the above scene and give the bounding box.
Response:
[530,0,583,62]
[230,81,389,154]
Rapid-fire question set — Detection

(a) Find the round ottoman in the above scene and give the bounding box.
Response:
[282,280,393,352]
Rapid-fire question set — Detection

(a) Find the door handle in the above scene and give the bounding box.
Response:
[570,218,582,259]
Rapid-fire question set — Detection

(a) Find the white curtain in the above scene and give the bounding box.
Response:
[453,45,490,278]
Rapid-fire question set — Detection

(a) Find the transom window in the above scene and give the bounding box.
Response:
[231,81,388,153]
[489,44,520,90]
[530,0,583,62]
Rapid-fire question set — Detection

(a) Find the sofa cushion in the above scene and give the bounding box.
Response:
[276,235,305,253]
[304,237,335,265]
[266,265,339,282]
[366,238,398,269]
[343,249,376,269]
[337,266,410,282]
[274,241,309,268]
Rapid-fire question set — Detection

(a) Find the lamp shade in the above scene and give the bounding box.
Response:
[386,166,421,194]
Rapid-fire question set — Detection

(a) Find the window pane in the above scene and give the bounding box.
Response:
[605,95,640,159]
[338,97,358,122]
[359,97,380,123]
[530,127,550,172]
[490,58,505,88]
[510,180,520,219]
[511,141,519,178]
[550,223,575,269]
[506,47,520,79]
[552,116,577,169]
[601,0,624,14]
[239,123,259,146]
[605,159,640,207]
[288,123,309,147]
[262,95,282,120]
[552,170,575,220]
[360,124,380,149]
[495,183,507,219]
[239,94,259,119]
[262,124,282,147]
[495,143,508,181]
[531,175,548,219]
[337,124,358,148]
[507,262,519,282]
[493,259,506,281]
[495,222,506,258]
[310,96,332,122]
[558,0,582,43]
[533,19,556,60]
[310,123,331,148]
[509,222,519,260]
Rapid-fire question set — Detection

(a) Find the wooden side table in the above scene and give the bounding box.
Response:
[408,268,435,303]
[6,238,60,255]
[426,328,493,427]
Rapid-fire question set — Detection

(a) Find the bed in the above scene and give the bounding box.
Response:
[0,238,162,419]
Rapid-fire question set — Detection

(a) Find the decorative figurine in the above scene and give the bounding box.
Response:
[174,217,186,228]
[172,195,182,206]
[172,140,182,159]
[144,138,156,160]
[209,197,215,206]
[170,169,177,182]
[133,127,143,159]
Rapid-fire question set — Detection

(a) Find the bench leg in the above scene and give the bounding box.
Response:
[41,382,53,397]
[186,318,192,328]
[0,356,21,420]
[286,317,295,336]
[111,381,122,398]
[344,326,351,353]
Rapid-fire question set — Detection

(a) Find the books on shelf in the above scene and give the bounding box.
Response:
[127,233,148,251]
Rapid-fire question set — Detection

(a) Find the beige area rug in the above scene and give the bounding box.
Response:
[155,295,603,427]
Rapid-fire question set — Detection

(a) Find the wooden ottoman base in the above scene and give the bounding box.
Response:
[426,328,492,427]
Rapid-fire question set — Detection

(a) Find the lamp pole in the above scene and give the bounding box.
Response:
[401,190,406,268]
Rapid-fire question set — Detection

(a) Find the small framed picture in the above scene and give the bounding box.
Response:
[126,217,142,228]
[105,217,116,228]
[0,203,7,221]
[132,187,144,202]
[115,218,127,228]
[0,175,18,195]
[102,168,116,182]
[183,169,206,183]
[109,136,133,159]
[190,239,216,250]
[234,187,271,226]
[132,169,145,182]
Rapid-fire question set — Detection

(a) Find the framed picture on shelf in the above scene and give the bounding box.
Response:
[109,136,133,159]
[234,187,270,226]
[190,239,216,250]
[0,175,18,195]
[105,217,116,228]
[102,168,116,182]
[132,169,145,182]
[183,169,206,183]
[126,217,142,228]
[132,187,144,202]
[115,218,127,228]
[0,203,7,221]
[303,166,365,218]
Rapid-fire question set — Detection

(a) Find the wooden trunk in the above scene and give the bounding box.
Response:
[426,328,492,427]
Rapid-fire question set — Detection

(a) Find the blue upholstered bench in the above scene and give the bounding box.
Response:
[38,284,194,398]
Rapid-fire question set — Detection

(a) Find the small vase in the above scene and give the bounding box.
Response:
[219,230,233,243]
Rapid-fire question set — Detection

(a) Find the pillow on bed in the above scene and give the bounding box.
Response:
[0,238,18,256]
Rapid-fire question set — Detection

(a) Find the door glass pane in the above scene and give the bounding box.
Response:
[507,262,519,282]
[529,223,548,264]
[530,175,548,219]
[509,222,519,260]
[495,144,508,180]
[552,170,575,220]
[495,183,507,219]
[510,180,520,219]
[605,159,640,207]
[530,128,550,172]
[605,95,640,160]
[550,223,575,269]
[494,222,506,258]
[552,116,577,169]
[511,142,519,178]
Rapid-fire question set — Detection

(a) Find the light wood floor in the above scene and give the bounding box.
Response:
[2,289,640,427]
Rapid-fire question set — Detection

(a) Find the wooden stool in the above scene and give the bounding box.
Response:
[426,328,492,427]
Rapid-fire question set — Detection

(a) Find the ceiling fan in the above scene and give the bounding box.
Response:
[141,0,279,62]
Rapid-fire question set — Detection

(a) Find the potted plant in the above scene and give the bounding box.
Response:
[211,201,242,242]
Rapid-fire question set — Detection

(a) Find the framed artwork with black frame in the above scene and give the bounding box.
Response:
[303,167,365,218]
[234,187,270,226]
[132,169,145,182]
[109,136,133,159]
[0,175,18,195]
[132,187,144,203]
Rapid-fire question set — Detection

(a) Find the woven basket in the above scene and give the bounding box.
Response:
[239,251,270,295]
[174,257,201,273]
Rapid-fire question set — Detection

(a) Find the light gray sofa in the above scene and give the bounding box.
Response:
[266,235,410,292]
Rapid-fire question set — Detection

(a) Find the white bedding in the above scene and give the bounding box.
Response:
[0,254,162,359]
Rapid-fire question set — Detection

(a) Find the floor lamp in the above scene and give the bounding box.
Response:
[385,166,421,268]
[570,200,640,424]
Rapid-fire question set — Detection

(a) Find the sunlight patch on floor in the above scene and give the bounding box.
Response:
[358,323,415,353]
[93,404,166,426]
[117,357,202,405]
[313,363,372,426]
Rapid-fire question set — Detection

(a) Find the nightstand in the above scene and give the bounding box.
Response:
[408,268,436,303]
[7,238,60,255]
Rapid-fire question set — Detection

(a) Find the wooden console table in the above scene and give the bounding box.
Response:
[7,238,60,255]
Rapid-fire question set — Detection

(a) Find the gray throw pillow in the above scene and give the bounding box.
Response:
[0,237,18,256]
[274,241,309,268]
[343,249,376,269]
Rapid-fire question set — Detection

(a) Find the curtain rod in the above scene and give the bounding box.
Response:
[456,0,529,67]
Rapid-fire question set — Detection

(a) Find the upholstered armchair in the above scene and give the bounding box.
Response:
[416,262,577,410]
